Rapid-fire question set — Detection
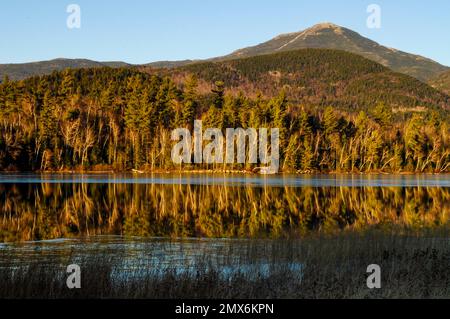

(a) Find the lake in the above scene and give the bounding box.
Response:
[0,172,449,187]
[0,173,448,291]
[0,173,448,242]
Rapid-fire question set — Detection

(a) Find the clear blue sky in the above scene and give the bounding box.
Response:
[1,0,449,66]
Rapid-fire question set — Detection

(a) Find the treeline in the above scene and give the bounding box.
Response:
[0,67,448,172]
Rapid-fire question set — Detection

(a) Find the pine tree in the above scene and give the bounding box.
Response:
[405,115,426,170]
[100,82,115,110]
[203,105,223,129]
[125,80,149,168]
[222,95,238,128]
[298,108,311,137]
[373,102,392,128]
[39,90,58,148]
[155,77,177,128]
[355,111,369,133]
[182,75,198,127]
[60,70,76,97]
[271,91,288,150]
[211,81,225,109]
[323,106,338,135]
[238,92,251,128]
[248,93,265,128]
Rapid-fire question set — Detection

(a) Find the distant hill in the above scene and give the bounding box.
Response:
[217,23,448,82]
[145,60,196,69]
[429,70,450,95]
[172,48,449,112]
[0,58,132,82]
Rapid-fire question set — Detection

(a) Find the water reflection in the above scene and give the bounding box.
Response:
[0,175,448,242]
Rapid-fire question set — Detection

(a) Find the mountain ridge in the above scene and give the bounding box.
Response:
[0,58,132,82]
[216,23,448,82]
[0,23,448,83]
[171,48,449,113]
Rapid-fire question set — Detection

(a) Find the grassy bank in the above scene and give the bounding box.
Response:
[1,231,449,299]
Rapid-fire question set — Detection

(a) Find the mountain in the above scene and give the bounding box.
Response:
[170,48,449,112]
[0,58,132,82]
[217,23,448,82]
[429,70,450,95]
[0,23,448,84]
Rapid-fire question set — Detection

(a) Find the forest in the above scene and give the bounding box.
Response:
[0,57,449,173]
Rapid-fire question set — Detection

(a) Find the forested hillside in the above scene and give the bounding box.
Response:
[0,59,131,82]
[175,49,450,113]
[0,56,449,172]
[430,70,450,95]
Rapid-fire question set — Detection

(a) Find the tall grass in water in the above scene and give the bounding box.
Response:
[1,231,449,299]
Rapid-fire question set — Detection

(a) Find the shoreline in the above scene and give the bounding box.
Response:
[0,169,449,175]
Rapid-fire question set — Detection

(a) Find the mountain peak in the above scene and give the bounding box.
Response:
[221,23,448,81]
[274,23,343,40]
[309,22,343,30]
[297,22,347,38]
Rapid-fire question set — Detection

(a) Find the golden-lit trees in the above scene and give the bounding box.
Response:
[0,67,448,173]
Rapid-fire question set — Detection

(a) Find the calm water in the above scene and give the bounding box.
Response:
[1,173,449,241]
[0,173,449,187]
[0,236,302,280]
[0,173,448,279]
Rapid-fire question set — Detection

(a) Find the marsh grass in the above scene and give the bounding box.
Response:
[1,230,449,299]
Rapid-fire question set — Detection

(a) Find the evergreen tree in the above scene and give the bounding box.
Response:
[405,115,426,170]
[182,75,198,127]
[60,70,76,97]
[211,81,225,109]
[373,102,392,128]
[39,91,58,148]
[301,137,314,172]
[323,106,338,135]
[155,77,177,128]
[298,108,311,137]
[222,95,238,128]
[271,91,288,150]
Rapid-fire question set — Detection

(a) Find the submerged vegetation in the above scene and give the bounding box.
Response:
[1,232,449,298]
[0,182,448,242]
[0,50,449,173]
